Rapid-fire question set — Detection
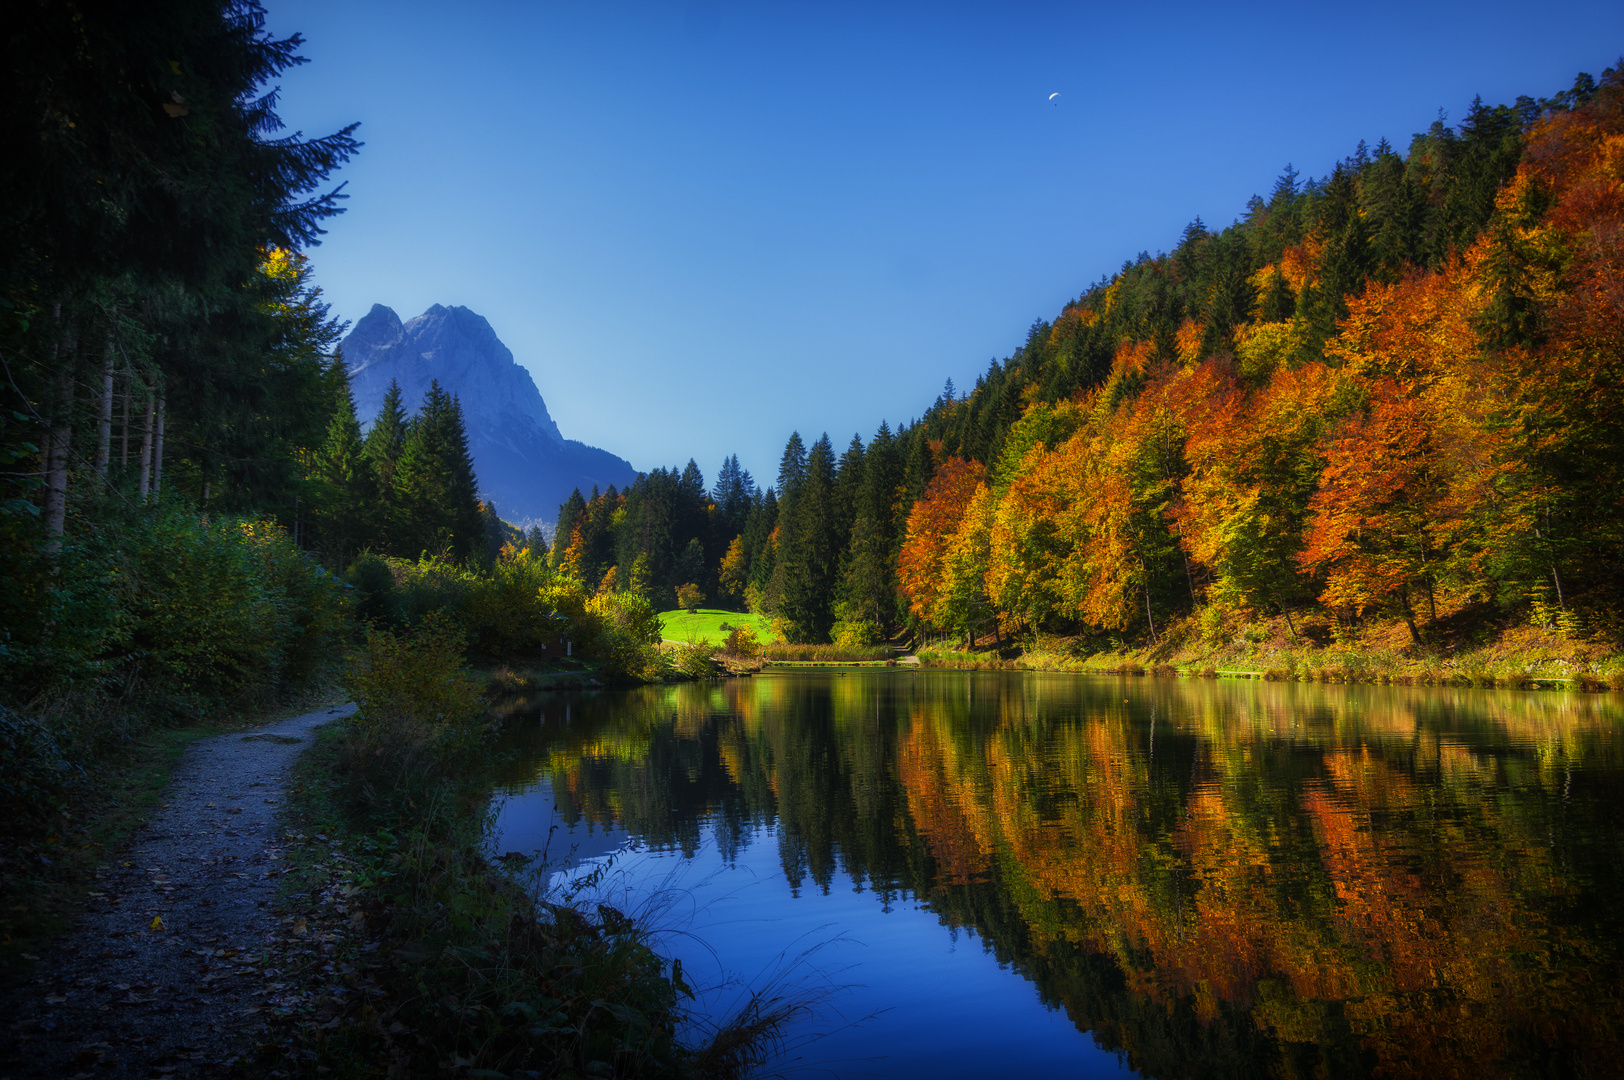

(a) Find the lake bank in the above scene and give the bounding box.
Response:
[914,613,1623,692]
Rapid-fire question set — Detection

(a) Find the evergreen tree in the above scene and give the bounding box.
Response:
[1260,265,1297,322]
[310,354,378,567]
[2,0,360,546]
[778,434,840,641]
[833,434,865,544]
[838,421,902,633]
[676,537,706,594]
[713,454,755,536]
[392,381,482,561]
[902,425,935,502]
[777,432,808,504]
[523,525,550,560]
[552,487,587,567]
[743,488,779,610]
[364,379,408,493]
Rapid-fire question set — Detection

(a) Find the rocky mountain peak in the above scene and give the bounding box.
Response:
[339,304,635,530]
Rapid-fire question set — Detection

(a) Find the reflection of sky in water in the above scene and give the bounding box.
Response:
[491,779,1130,1079]
[491,778,627,871]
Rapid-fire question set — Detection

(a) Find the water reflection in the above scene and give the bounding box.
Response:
[490,672,1624,1078]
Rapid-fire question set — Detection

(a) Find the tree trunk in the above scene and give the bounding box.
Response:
[44,370,73,548]
[151,395,166,495]
[43,318,77,549]
[138,388,154,498]
[1399,585,1423,646]
[1178,532,1198,605]
[120,374,130,467]
[95,339,114,478]
[1551,563,1567,609]
[1278,595,1299,644]
[1141,556,1158,642]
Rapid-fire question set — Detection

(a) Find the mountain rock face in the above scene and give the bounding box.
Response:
[341,304,636,531]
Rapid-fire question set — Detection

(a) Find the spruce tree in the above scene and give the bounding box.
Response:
[393,381,482,561]
[310,355,379,567]
[743,488,778,609]
[777,432,808,505]
[779,434,840,641]
[552,487,587,567]
[364,380,408,492]
[839,421,901,633]
[833,434,865,544]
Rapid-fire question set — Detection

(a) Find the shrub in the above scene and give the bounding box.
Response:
[676,583,705,613]
[239,520,350,687]
[587,591,664,682]
[459,548,563,660]
[122,513,285,696]
[831,617,883,648]
[0,705,81,824]
[674,639,719,679]
[342,615,488,765]
[722,624,761,658]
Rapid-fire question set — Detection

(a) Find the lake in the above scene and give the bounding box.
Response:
[488,670,1624,1078]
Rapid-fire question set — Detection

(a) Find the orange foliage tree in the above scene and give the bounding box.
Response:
[897,457,988,629]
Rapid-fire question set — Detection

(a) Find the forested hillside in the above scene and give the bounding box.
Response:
[616,64,1622,654]
[902,66,1624,652]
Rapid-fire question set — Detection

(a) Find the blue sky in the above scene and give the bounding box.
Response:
[264,1,1624,486]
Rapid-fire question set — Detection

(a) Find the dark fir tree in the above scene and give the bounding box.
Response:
[552,487,587,566]
[392,381,483,561]
[778,434,840,641]
[364,379,408,493]
[310,354,379,567]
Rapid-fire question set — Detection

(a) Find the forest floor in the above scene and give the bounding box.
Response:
[0,703,355,1079]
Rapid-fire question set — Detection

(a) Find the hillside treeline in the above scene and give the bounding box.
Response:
[899,66,1624,650]
[638,64,1622,649]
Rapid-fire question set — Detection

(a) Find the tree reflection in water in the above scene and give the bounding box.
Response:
[491,672,1624,1078]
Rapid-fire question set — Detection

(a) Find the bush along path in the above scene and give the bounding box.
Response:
[0,703,356,1079]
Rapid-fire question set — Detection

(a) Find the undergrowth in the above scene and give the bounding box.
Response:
[254,621,796,1078]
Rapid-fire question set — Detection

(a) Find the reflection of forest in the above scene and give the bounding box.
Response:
[494,674,1624,1078]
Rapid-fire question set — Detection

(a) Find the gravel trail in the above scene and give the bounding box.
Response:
[1,703,355,1079]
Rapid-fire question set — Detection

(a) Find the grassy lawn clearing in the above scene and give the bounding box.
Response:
[658,608,776,646]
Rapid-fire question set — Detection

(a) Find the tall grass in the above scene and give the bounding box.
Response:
[762,643,892,663]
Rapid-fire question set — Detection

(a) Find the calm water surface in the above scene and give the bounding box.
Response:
[488,671,1624,1078]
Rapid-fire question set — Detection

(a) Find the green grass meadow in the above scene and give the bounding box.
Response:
[657,608,776,645]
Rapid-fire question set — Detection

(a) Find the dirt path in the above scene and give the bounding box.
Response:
[0,703,354,1079]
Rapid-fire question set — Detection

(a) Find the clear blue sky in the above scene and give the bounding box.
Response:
[264,0,1624,486]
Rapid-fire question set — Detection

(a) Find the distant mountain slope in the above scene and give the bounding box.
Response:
[341,304,636,531]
